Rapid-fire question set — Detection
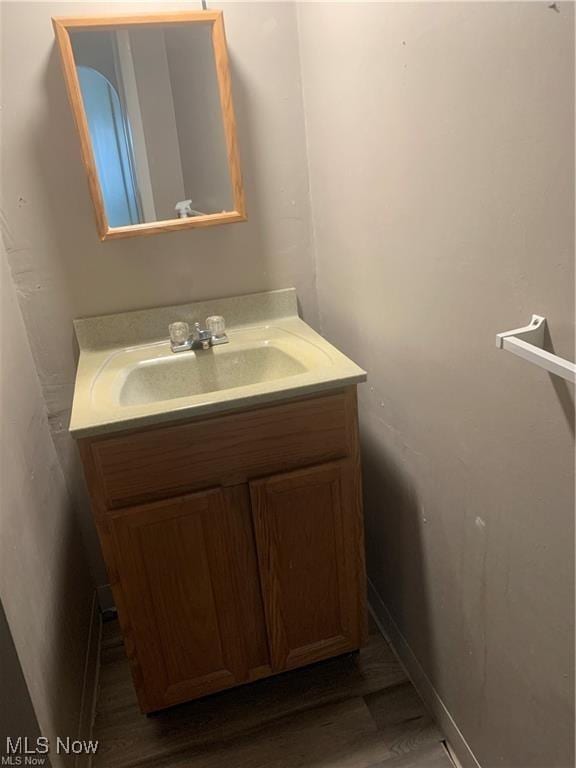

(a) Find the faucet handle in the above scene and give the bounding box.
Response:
[169,321,190,345]
[206,315,226,337]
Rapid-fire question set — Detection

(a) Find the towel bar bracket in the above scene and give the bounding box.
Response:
[496,314,546,349]
[496,315,575,384]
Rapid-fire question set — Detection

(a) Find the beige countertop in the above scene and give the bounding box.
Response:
[69,288,367,438]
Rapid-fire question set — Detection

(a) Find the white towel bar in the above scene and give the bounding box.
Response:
[496,315,576,384]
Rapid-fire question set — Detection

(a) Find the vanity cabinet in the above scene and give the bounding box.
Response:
[78,387,366,713]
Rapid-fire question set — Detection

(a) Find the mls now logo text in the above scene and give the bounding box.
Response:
[3,737,99,765]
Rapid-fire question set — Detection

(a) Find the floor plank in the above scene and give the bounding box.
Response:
[367,742,454,768]
[93,619,446,768]
[364,681,443,755]
[159,697,388,768]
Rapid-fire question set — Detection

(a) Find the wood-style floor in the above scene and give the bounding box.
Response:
[92,616,453,768]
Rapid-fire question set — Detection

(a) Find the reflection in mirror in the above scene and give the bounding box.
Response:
[53,13,245,239]
[76,64,141,227]
[71,24,233,225]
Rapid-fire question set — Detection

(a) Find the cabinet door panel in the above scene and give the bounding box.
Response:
[250,460,364,672]
[109,487,269,712]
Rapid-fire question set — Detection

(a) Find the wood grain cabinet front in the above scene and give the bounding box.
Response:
[107,486,271,712]
[79,388,367,713]
[250,460,365,672]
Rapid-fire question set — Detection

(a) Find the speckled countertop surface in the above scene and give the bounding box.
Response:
[70,288,367,438]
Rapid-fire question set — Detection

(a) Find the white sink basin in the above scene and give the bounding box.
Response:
[91,326,333,411]
[120,345,307,406]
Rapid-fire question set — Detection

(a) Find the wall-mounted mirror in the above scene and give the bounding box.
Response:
[52,12,246,240]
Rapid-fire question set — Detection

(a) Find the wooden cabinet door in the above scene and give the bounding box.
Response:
[250,460,365,672]
[108,486,270,712]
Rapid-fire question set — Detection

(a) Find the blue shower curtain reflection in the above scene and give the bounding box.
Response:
[77,65,141,227]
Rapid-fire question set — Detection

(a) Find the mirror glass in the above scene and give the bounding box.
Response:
[68,22,236,229]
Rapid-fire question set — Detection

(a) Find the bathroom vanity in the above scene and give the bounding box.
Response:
[71,289,367,713]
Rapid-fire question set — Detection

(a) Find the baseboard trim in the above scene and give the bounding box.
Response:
[76,590,102,768]
[96,584,115,613]
[367,578,481,768]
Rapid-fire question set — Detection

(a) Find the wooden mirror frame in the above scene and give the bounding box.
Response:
[52,11,246,240]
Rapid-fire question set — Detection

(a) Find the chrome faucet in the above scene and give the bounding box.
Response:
[190,322,213,350]
[169,316,228,353]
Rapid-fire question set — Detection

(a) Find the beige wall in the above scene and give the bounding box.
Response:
[0,600,43,760]
[0,245,94,765]
[298,3,574,767]
[1,1,316,593]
